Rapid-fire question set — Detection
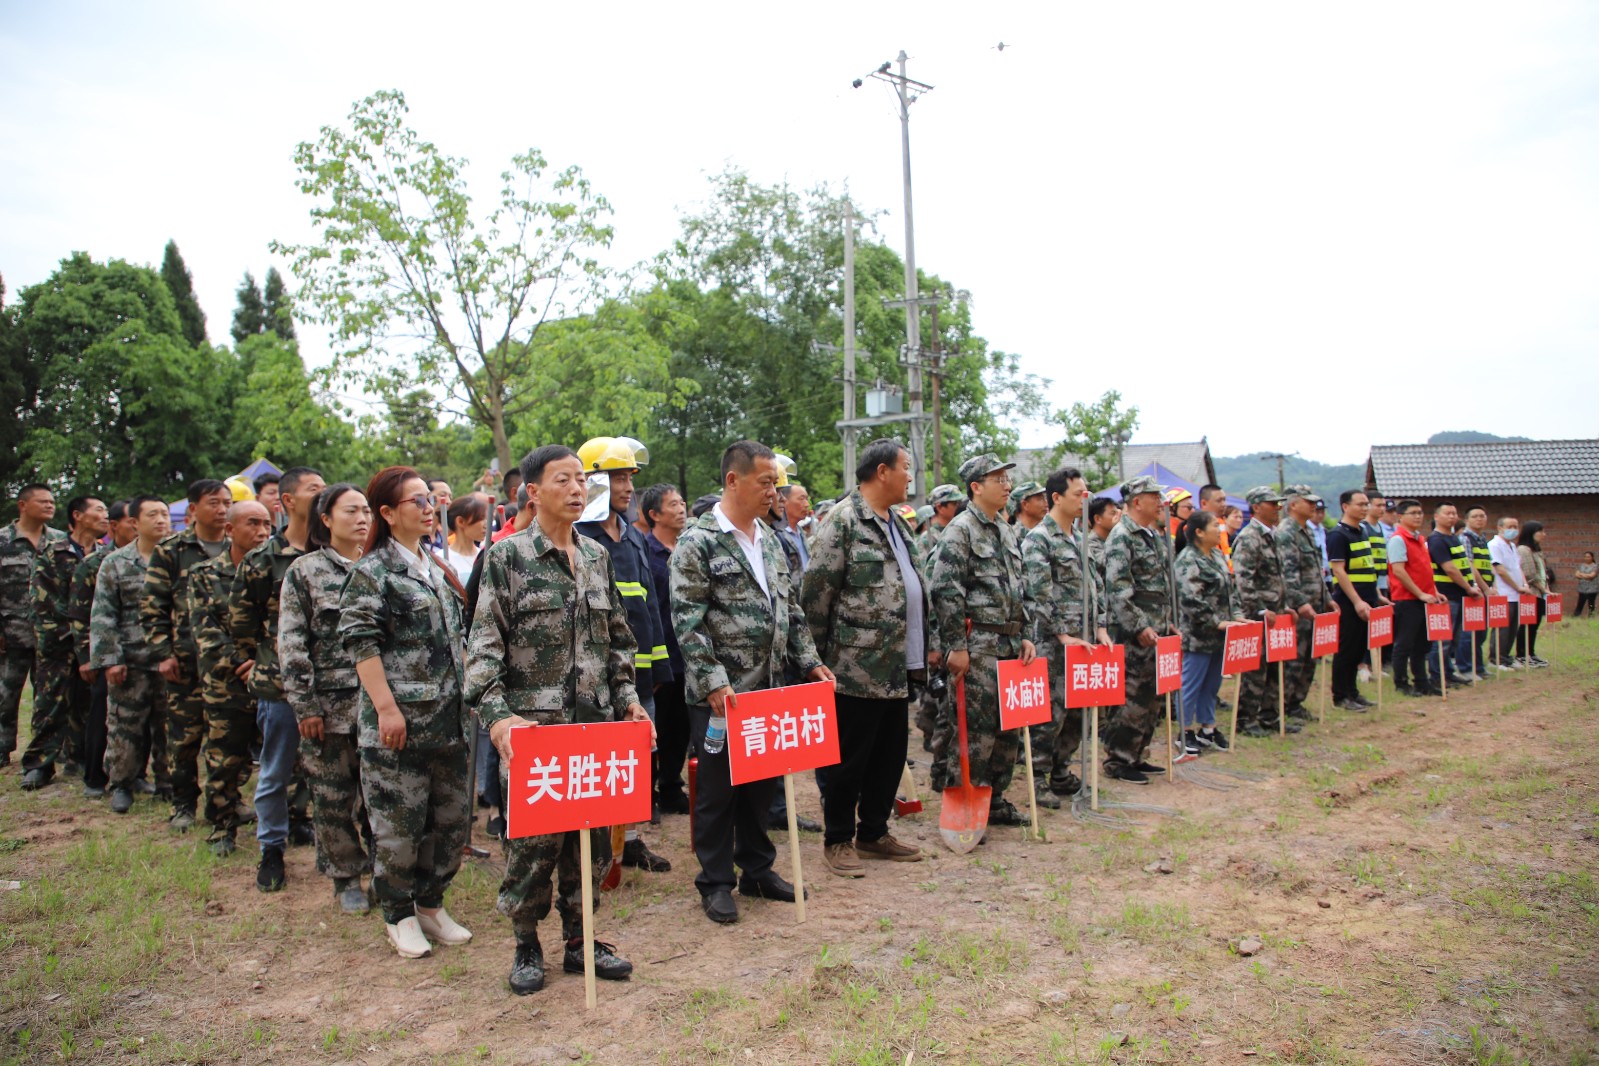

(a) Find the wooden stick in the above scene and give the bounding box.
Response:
[579,828,597,1010]
[1375,649,1382,716]
[1090,708,1100,811]
[1277,661,1286,737]
[1021,730,1040,841]
[783,774,806,924]
[1229,673,1242,751]
[1471,624,1478,679]
[1164,692,1174,775]
[1320,658,1328,725]
[1438,642,1447,702]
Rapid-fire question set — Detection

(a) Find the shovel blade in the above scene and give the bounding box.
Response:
[895,797,924,817]
[600,824,626,892]
[939,782,992,854]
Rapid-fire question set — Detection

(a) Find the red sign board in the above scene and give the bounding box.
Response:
[1518,597,1538,624]
[1311,611,1340,658]
[1425,601,1453,641]
[1222,621,1263,676]
[1266,613,1298,663]
[1486,596,1510,629]
[1462,597,1486,633]
[1155,635,1182,696]
[1366,605,1394,648]
[506,721,653,838]
[1546,594,1562,623]
[725,682,841,786]
[1064,643,1127,708]
[997,657,1052,731]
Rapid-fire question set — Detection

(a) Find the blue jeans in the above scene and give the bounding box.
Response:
[1179,650,1223,730]
[254,699,298,850]
[1427,600,1464,685]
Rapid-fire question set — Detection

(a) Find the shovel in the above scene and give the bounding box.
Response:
[940,674,991,854]
[894,763,923,817]
[600,824,626,891]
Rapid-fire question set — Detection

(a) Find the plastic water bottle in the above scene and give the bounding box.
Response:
[703,715,727,755]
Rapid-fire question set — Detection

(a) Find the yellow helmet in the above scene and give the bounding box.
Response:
[577,436,641,473]
[224,475,256,502]
[773,453,798,488]
[577,436,616,472]
[614,436,650,468]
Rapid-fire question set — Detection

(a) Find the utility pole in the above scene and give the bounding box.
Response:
[843,200,858,490]
[1261,452,1294,492]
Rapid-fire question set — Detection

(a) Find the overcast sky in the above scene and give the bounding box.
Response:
[3,1,1595,465]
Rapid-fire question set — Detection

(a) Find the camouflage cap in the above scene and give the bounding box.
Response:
[1121,474,1164,501]
[914,504,935,524]
[928,484,965,507]
[1245,485,1285,506]
[957,453,1016,487]
[1008,480,1045,504]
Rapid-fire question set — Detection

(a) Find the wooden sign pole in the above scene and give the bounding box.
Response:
[579,830,598,1010]
[783,774,806,924]
[1021,730,1041,841]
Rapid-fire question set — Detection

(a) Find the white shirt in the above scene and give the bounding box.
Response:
[712,503,770,599]
[1489,535,1524,601]
[392,540,437,588]
[446,547,477,586]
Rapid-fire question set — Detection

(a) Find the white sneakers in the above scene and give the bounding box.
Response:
[386,916,433,958]
[416,906,472,945]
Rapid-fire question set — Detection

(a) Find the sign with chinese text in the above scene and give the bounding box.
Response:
[726,682,841,786]
[507,721,653,838]
[997,657,1052,731]
[1366,605,1394,648]
[1546,594,1562,623]
[1426,601,1453,641]
[1311,612,1340,658]
[1064,643,1126,708]
[1486,596,1510,629]
[1462,598,1486,632]
[1155,635,1182,696]
[1266,613,1298,663]
[1518,597,1538,624]
[1222,621,1263,675]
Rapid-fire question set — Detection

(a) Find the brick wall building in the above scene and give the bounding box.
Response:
[1366,440,1599,588]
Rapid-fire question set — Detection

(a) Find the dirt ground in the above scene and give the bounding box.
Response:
[3,622,1598,1065]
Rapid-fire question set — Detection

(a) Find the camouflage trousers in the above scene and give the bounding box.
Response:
[203,697,256,839]
[302,730,372,882]
[1238,661,1284,729]
[1284,616,1316,708]
[21,652,79,773]
[106,668,170,789]
[360,740,470,925]
[1030,643,1084,791]
[933,631,1022,795]
[166,667,206,814]
[0,645,34,755]
[500,823,613,943]
[1102,640,1159,769]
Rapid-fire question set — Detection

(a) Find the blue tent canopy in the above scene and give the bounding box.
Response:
[1093,462,1249,512]
[170,458,283,530]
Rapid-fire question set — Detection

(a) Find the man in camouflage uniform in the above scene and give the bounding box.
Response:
[1087,497,1120,585]
[1022,467,1109,803]
[1231,487,1296,736]
[670,440,834,925]
[91,496,173,812]
[142,478,230,829]
[912,482,966,757]
[21,496,107,789]
[802,438,932,877]
[191,501,274,855]
[1008,480,1047,533]
[2,484,64,768]
[1101,476,1177,784]
[69,502,138,796]
[917,484,965,570]
[929,453,1037,825]
[1276,486,1331,718]
[467,444,649,994]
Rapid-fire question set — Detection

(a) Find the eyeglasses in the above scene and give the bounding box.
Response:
[984,474,1013,487]
[401,493,438,510]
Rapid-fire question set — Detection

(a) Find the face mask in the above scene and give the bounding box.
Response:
[1503,528,1519,540]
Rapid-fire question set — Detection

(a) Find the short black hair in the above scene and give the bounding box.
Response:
[519,445,579,488]
[691,493,721,518]
[1338,488,1368,508]
[280,466,322,496]
[253,471,281,493]
[129,495,167,522]
[502,469,523,497]
[1044,467,1084,507]
[721,440,776,484]
[638,483,679,528]
[1088,497,1117,523]
[1199,483,1224,504]
[1396,499,1422,515]
[64,496,101,529]
[108,500,130,523]
[17,483,51,503]
[1465,505,1486,518]
[855,438,907,485]
[1432,501,1454,518]
[428,478,453,495]
[187,478,228,505]
[1184,510,1216,544]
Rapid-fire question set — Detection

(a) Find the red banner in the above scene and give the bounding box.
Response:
[506,721,653,839]
[1266,613,1298,663]
[1312,611,1340,658]
[1222,621,1263,675]
[1366,605,1394,648]
[1518,597,1538,624]
[1462,597,1486,633]
[1426,601,1453,641]
[996,657,1053,730]
[1064,643,1126,708]
[1486,596,1510,629]
[1155,635,1182,696]
[1546,594,1563,623]
[725,682,841,786]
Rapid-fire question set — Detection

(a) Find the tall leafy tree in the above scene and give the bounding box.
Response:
[262,267,297,340]
[274,89,614,469]
[1047,390,1141,490]
[231,272,266,345]
[0,274,42,500]
[160,240,208,348]
[229,334,363,480]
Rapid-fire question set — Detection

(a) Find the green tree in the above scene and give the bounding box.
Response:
[229,334,364,480]
[274,89,614,469]
[160,240,208,348]
[231,272,266,345]
[262,267,296,340]
[1047,390,1141,490]
[362,388,482,494]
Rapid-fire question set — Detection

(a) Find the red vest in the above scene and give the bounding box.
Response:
[1389,526,1437,602]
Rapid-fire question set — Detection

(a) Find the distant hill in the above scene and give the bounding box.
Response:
[1212,453,1368,503]
[1426,430,1532,445]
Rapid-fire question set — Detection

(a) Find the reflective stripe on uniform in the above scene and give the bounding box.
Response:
[615,580,648,598]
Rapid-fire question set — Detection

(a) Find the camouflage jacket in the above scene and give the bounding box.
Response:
[1087,532,1110,585]
[227,532,306,701]
[32,536,93,658]
[929,506,1026,654]
[337,539,467,750]
[189,549,252,710]
[1022,513,1105,646]
[89,543,157,669]
[916,521,949,572]
[1231,519,1286,618]
[1,522,64,650]
[669,509,822,706]
[68,550,111,667]
[465,525,639,730]
[141,528,223,667]
[1103,514,1174,639]
[1175,545,1240,654]
[800,490,932,700]
[1276,517,1331,613]
[278,548,361,731]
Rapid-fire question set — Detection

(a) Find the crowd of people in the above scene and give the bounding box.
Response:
[0,440,1586,997]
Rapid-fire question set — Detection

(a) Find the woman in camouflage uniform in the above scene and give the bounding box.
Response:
[1174,510,1241,758]
[280,484,374,915]
[337,468,472,959]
